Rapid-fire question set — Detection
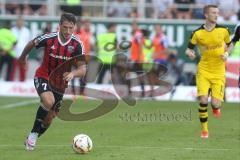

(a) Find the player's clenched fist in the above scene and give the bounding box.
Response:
[185,48,196,60]
[63,72,74,82]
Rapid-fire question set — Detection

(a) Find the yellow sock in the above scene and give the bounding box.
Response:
[199,104,208,132]
[200,121,208,132]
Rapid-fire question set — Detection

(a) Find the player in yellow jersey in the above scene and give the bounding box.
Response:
[185,5,231,138]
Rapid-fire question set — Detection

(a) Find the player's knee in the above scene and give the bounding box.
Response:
[40,92,55,109]
[42,99,55,110]
[199,95,208,104]
[199,99,208,105]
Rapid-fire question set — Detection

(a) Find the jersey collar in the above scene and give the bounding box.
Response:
[57,32,72,46]
[202,24,221,32]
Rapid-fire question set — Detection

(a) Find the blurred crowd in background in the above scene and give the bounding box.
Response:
[0,0,239,22]
[0,0,239,96]
[0,15,196,89]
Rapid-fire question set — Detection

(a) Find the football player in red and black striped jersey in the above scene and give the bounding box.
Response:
[18,13,86,151]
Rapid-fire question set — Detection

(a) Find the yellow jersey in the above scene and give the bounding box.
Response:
[188,24,231,77]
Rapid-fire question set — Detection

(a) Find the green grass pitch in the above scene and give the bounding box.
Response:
[0,97,239,160]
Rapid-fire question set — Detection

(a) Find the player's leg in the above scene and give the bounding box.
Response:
[97,64,107,84]
[71,79,76,95]
[5,54,14,81]
[0,54,4,73]
[211,97,222,118]
[198,95,209,138]
[211,78,225,118]
[136,63,145,97]
[19,61,27,81]
[25,78,56,150]
[25,91,55,150]
[9,58,17,81]
[71,79,79,102]
[196,73,211,138]
[79,77,86,95]
[148,71,155,97]
[127,62,135,96]
[38,92,63,136]
[32,90,56,135]
[124,65,132,96]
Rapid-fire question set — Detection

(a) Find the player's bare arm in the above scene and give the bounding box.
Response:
[221,43,232,61]
[18,40,35,65]
[185,48,196,60]
[63,60,86,82]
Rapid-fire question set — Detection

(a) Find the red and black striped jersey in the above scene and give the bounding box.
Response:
[33,31,85,80]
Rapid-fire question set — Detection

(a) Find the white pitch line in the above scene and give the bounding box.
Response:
[1,99,39,109]
[0,144,234,151]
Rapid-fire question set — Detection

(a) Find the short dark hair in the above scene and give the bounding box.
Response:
[107,23,116,30]
[168,53,177,60]
[60,13,76,24]
[203,5,218,14]
[141,29,150,37]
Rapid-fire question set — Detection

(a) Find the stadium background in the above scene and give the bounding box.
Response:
[0,1,239,160]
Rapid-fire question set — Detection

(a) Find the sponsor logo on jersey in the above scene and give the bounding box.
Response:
[49,53,72,60]
[68,46,74,52]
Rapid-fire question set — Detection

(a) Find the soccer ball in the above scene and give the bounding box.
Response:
[72,134,93,154]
